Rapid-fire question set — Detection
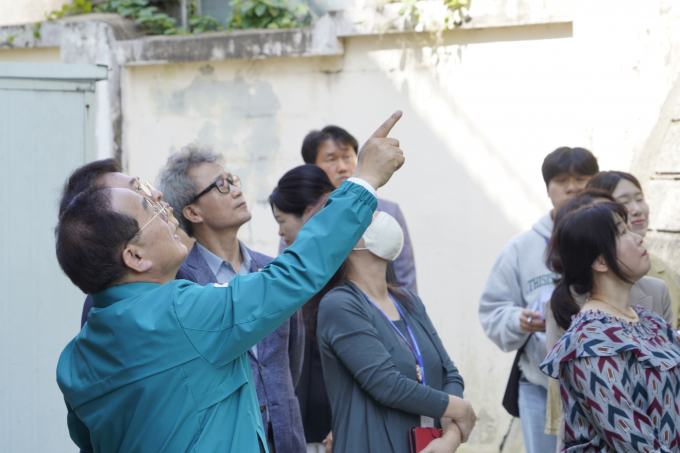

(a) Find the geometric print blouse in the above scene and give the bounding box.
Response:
[540,307,680,453]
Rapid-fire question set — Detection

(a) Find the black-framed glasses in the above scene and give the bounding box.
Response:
[189,175,241,204]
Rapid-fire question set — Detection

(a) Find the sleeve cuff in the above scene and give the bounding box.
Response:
[444,383,464,399]
[347,177,377,199]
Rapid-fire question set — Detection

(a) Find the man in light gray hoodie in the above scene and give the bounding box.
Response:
[479,147,599,453]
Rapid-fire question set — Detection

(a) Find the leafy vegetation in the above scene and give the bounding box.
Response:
[41,0,310,36]
[93,0,224,35]
[396,0,472,29]
[443,0,472,27]
[228,0,312,30]
[189,7,224,34]
[46,0,93,21]
[33,0,464,39]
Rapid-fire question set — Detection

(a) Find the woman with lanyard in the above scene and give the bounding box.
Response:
[313,211,476,453]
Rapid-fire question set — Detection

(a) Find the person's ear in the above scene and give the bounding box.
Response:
[121,243,153,274]
[183,204,204,225]
[591,255,609,274]
[302,205,315,220]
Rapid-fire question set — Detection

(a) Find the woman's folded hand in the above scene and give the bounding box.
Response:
[443,396,476,442]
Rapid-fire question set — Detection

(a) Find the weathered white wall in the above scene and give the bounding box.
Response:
[120,2,680,451]
[0,0,68,26]
[0,1,678,452]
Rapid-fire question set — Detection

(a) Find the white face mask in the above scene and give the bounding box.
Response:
[353,211,404,261]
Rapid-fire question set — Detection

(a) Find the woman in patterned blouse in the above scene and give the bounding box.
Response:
[540,201,680,452]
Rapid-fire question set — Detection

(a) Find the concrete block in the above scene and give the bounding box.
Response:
[657,123,680,172]
[647,180,680,231]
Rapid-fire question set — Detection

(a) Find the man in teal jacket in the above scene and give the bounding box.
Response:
[55,112,405,453]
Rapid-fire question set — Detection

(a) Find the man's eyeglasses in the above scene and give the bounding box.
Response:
[189,175,241,204]
[136,181,157,199]
[126,199,169,244]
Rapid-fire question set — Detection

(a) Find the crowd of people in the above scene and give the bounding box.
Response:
[480,147,680,453]
[53,110,680,453]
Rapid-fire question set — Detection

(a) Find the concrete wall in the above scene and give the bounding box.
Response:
[0,47,60,62]
[1,0,680,451]
[0,0,68,26]
[120,2,680,451]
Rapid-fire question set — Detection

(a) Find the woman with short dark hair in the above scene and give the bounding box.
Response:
[541,201,680,452]
[269,165,336,453]
[270,165,336,249]
[587,170,680,328]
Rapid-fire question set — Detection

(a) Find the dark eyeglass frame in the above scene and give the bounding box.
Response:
[189,175,241,204]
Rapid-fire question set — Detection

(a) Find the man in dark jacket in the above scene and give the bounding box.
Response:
[157,144,305,453]
[299,125,417,294]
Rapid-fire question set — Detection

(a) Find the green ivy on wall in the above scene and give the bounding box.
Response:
[46,0,94,20]
[92,0,223,35]
[43,0,311,36]
[35,0,468,39]
[443,0,472,26]
[395,0,472,30]
[228,0,312,30]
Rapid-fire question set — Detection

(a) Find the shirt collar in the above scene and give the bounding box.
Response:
[195,240,252,275]
[91,282,161,309]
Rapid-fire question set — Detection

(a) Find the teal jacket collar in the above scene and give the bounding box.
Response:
[92,282,161,309]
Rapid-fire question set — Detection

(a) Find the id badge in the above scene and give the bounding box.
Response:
[420,416,435,428]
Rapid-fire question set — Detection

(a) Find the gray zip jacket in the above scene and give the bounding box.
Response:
[478,213,556,388]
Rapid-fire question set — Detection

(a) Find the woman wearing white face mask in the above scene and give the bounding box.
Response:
[311,212,476,453]
[587,171,680,328]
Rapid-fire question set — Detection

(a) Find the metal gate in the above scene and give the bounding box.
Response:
[0,62,108,452]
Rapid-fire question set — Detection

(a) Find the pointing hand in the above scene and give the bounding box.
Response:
[352,111,405,190]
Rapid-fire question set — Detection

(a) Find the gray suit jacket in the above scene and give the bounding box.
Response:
[176,244,306,453]
[278,197,418,294]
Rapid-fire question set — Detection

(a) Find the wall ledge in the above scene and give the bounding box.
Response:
[0,1,570,65]
[334,1,571,37]
[118,27,339,66]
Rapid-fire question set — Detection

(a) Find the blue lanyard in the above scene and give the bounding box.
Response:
[362,292,426,385]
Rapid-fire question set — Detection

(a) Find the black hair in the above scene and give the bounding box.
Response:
[269,165,336,217]
[55,188,138,295]
[541,147,599,186]
[548,202,632,330]
[586,170,643,194]
[59,158,121,217]
[546,188,616,276]
[301,125,359,164]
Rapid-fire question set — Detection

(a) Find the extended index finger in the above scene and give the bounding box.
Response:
[370,110,403,139]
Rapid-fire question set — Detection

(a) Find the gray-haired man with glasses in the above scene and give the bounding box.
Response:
[157,144,306,453]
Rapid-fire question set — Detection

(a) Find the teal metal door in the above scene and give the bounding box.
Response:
[0,62,108,452]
